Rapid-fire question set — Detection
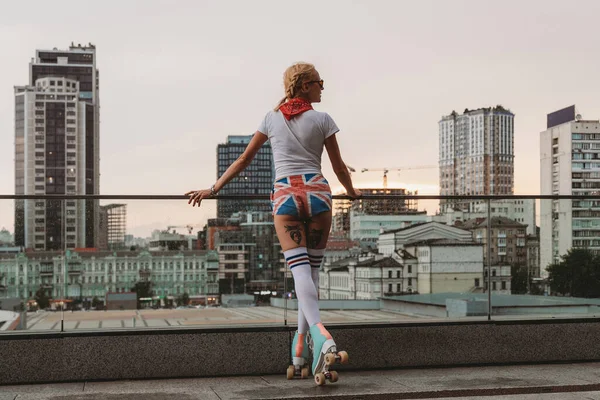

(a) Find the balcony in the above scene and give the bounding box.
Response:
[1,192,600,388]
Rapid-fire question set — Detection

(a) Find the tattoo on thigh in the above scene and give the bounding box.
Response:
[308,228,324,248]
[284,224,303,245]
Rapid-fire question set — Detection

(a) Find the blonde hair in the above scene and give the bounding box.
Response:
[274,62,316,111]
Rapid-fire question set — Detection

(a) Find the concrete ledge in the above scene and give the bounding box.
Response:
[2,318,600,385]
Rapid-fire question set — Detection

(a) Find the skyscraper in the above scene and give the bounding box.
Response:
[216,135,273,218]
[439,106,515,212]
[14,43,100,250]
[540,105,599,276]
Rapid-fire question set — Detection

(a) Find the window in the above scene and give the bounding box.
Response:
[408,265,412,274]
[396,271,400,278]
[388,271,392,278]
[492,282,497,290]
[388,284,392,293]
[408,278,412,286]
[501,281,507,290]
[475,278,480,287]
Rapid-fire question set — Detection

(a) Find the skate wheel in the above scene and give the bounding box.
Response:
[301,366,309,379]
[324,352,336,366]
[329,370,339,383]
[338,351,349,364]
[286,365,295,380]
[315,372,326,386]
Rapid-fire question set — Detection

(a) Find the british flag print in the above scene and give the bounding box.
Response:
[271,173,332,218]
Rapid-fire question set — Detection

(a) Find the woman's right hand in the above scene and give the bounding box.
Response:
[185,189,213,207]
[347,189,362,199]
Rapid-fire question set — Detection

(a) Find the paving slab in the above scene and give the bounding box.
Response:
[76,321,99,329]
[29,322,58,331]
[99,320,123,329]
[142,319,169,327]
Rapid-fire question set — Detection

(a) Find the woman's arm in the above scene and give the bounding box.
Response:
[186,132,268,207]
[324,133,361,198]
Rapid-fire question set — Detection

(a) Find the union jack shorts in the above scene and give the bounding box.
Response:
[270,173,332,218]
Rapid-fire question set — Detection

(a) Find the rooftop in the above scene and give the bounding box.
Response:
[383,292,600,307]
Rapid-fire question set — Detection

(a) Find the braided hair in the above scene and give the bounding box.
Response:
[274,62,316,111]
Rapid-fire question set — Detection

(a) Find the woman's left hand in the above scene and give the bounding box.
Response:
[185,189,212,207]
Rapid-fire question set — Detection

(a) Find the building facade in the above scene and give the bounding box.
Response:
[321,238,486,298]
[431,199,536,237]
[214,212,283,295]
[14,44,100,251]
[458,217,528,267]
[98,204,127,250]
[0,250,219,302]
[350,211,428,245]
[439,106,515,212]
[216,135,273,218]
[540,105,600,276]
[458,216,527,294]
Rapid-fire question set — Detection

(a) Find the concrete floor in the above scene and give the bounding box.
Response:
[3,362,600,399]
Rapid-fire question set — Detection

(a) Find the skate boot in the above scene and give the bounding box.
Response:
[286,331,310,379]
[309,323,349,386]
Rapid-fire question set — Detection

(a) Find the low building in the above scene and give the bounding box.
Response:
[403,239,485,294]
[321,255,404,300]
[0,249,219,304]
[321,237,485,299]
[350,211,428,247]
[323,235,361,265]
[378,221,474,255]
[430,199,536,236]
[105,292,137,310]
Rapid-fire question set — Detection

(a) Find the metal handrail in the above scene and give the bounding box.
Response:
[2,194,600,200]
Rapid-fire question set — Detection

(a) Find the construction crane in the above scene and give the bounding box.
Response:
[166,225,203,235]
[360,165,437,188]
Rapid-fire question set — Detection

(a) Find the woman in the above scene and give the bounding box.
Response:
[186,62,360,383]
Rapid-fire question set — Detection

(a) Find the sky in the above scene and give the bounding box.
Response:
[1,0,600,237]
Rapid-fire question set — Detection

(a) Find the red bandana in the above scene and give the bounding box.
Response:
[279,98,313,120]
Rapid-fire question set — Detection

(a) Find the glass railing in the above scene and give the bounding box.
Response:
[1,193,600,333]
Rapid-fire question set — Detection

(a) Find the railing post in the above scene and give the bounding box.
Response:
[487,198,492,321]
[283,265,288,326]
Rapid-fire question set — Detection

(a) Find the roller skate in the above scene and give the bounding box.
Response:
[309,323,349,386]
[286,331,310,379]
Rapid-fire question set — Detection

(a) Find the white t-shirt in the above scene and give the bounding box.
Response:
[257,110,339,179]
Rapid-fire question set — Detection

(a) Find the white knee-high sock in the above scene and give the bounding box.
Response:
[297,248,326,333]
[285,247,321,329]
[308,248,325,292]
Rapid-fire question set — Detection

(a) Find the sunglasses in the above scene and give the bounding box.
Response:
[306,79,324,90]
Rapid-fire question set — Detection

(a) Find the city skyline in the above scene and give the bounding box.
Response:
[2,0,600,237]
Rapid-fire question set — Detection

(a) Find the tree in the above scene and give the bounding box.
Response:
[34,286,50,310]
[511,264,529,295]
[91,296,101,309]
[176,292,190,307]
[547,248,600,298]
[131,281,153,309]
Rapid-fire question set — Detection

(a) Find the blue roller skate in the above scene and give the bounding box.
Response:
[309,323,349,386]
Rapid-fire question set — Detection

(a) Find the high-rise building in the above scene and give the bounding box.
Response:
[216,135,273,218]
[14,43,100,251]
[540,105,600,277]
[439,106,515,212]
[98,204,127,250]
